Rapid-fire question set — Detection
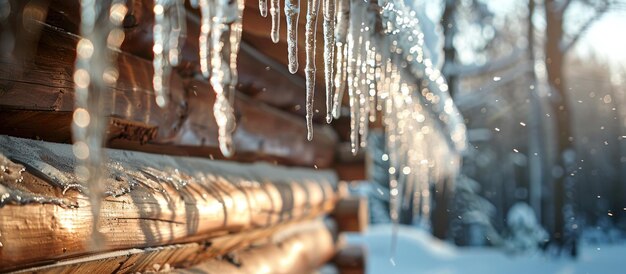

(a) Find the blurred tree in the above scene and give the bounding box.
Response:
[441,0,459,98]
[541,0,621,257]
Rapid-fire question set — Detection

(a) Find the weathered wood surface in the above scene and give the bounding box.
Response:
[12,218,335,274]
[331,197,369,233]
[332,244,366,274]
[0,18,338,167]
[38,0,329,122]
[175,218,336,274]
[0,135,338,271]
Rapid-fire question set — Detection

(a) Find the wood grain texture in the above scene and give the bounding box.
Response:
[0,135,338,272]
[0,18,338,167]
[12,218,335,273]
[175,218,337,274]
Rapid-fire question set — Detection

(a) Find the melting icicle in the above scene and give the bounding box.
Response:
[284,0,300,74]
[199,0,212,78]
[331,0,349,119]
[357,24,370,148]
[346,0,360,154]
[74,0,126,248]
[367,45,377,123]
[229,0,245,99]
[322,0,336,123]
[168,0,186,66]
[270,0,281,42]
[210,0,241,157]
[304,0,320,141]
[260,0,268,17]
[153,0,187,107]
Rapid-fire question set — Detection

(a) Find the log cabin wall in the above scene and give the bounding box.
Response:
[0,0,367,177]
[0,135,341,272]
[0,1,369,271]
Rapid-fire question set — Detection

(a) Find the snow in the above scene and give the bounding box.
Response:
[346,225,625,274]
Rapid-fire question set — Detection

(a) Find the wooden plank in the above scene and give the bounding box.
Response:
[0,135,338,271]
[0,19,338,167]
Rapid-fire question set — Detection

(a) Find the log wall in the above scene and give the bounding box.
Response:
[0,135,338,271]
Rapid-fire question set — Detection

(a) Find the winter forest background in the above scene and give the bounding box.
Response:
[352,0,626,272]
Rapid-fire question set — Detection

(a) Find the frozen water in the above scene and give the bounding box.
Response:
[304,0,320,141]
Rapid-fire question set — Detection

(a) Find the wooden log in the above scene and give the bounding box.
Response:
[331,197,369,233]
[175,218,337,274]
[0,135,338,272]
[0,19,338,167]
[11,218,331,273]
[41,0,329,122]
[332,244,366,274]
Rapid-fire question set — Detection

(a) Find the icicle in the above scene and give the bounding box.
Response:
[270,0,281,42]
[210,0,241,157]
[153,1,168,107]
[346,0,359,154]
[168,0,186,67]
[358,27,370,147]
[153,0,186,107]
[322,0,336,123]
[260,0,268,17]
[385,93,400,225]
[199,0,212,78]
[284,0,300,74]
[332,45,347,119]
[367,45,377,123]
[74,0,126,248]
[359,91,369,147]
[331,0,349,119]
[229,0,245,98]
[304,0,320,141]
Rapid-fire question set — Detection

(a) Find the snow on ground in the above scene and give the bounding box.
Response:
[345,224,624,274]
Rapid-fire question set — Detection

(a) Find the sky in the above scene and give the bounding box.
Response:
[500,0,626,70]
[419,0,626,70]
[575,12,626,69]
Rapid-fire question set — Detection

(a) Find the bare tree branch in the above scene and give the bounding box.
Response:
[445,49,525,77]
[558,0,573,12]
[560,3,610,53]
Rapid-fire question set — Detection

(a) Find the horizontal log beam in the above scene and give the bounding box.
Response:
[0,135,338,271]
[0,19,338,167]
[42,0,329,121]
[12,219,334,273]
[331,197,369,233]
[175,218,337,274]
[332,244,366,274]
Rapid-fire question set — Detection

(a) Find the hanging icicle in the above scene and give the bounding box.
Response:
[209,0,242,157]
[322,0,336,123]
[304,0,320,141]
[229,0,245,99]
[270,0,281,42]
[332,0,349,119]
[260,0,268,17]
[199,0,212,78]
[285,0,300,74]
[152,0,187,107]
[73,0,127,248]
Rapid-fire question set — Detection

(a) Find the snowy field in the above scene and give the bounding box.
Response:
[346,225,625,274]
